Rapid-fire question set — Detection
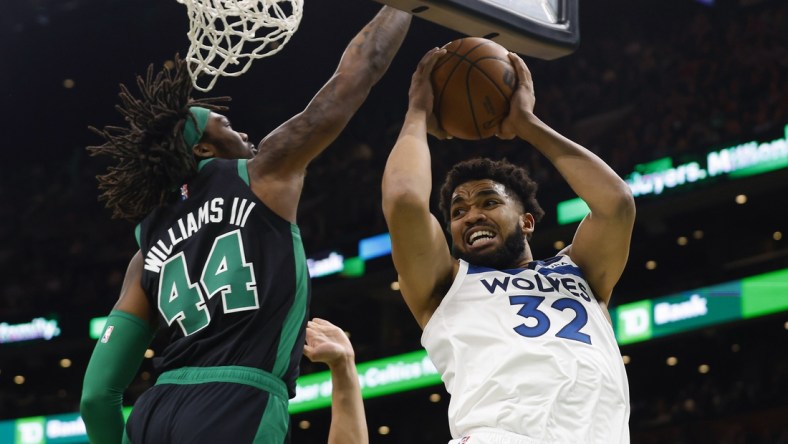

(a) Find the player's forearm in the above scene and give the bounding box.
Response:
[250,7,410,179]
[519,114,634,218]
[80,311,154,444]
[327,358,368,444]
[80,390,125,444]
[338,6,411,89]
[382,110,433,213]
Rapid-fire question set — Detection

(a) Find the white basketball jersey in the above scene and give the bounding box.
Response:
[422,255,630,444]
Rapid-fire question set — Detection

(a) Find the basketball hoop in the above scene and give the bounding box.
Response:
[177,0,304,92]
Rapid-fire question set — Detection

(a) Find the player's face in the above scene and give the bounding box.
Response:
[201,113,257,159]
[449,179,531,269]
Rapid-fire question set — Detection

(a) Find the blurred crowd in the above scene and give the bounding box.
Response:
[295,0,788,252]
[627,318,788,443]
[1,0,787,440]
[2,0,786,320]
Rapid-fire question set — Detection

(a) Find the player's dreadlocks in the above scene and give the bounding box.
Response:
[88,55,229,222]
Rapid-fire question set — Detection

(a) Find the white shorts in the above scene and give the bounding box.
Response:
[449,428,541,444]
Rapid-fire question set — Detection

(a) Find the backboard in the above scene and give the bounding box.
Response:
[377,0,579,59]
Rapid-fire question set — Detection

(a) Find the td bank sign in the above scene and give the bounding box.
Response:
[614,287,741,345]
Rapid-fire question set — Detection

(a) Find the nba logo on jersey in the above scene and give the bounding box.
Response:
[180,184,189,200]
[101,325,114,343]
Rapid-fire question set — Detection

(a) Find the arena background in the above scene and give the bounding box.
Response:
[1,0,787,442]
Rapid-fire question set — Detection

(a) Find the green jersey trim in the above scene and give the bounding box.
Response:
[254,391,289,443]
[237,159,251,186]
[197,158,214,171]
[155,366,288,400]
[272,225,309,378]
[134,224,141,247]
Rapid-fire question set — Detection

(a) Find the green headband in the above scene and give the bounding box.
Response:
[183,106,211,148]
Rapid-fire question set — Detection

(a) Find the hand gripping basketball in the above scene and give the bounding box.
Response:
[430,37,516,140]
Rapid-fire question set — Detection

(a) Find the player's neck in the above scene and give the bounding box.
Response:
[512,244,534,269]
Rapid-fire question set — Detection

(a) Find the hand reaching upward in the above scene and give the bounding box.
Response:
[303,318,354,368]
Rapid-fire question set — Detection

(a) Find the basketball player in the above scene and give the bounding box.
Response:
[302,318,368,444]
[381,48,635,443]
[79,7,410,444]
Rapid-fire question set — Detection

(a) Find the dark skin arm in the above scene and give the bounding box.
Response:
[113,250,157,327]
[248,7,411,223]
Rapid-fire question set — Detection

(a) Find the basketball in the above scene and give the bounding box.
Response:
[431,37,516,140]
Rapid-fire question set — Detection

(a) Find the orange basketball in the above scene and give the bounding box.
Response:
[431,37,516,140]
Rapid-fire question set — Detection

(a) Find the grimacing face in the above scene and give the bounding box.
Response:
[201,112,256,160]
[448,179,532,269]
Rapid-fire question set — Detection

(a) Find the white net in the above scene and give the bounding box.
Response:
[177,0,304,92]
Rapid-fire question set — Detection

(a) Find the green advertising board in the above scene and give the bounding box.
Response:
[4,266,787,442]
[558,123,788,225]
[613,267,788,345]
[290,349,441,414]
[741,268,788,319]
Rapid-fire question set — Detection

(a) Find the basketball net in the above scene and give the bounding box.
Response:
[177,0,303,92]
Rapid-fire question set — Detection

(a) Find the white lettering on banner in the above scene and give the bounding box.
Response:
[623,124,788,197]
[47,417,86,439]
[362,362,423,388]
[307,252,344,278]
[18,422,43,444]
[291,354,441,406]
[708,135,788,176]
[421,356,437,374]
[0,318,61,344]
[654,294,708,325]
[619,308,650,336]
[627,162,705,197]
[292,383,320,404]
[319,381,332,397]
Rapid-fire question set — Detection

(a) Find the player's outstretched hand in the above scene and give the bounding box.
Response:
[498,52,537,140]
[303,318,354,368]
[409,47,451,140]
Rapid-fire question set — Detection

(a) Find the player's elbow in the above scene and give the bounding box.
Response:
[382,178,429,220]
[80,380,118,418]
[611,184,636,222]
[79,389,104,423]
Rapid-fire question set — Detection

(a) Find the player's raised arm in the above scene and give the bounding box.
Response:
[500,53,635,304]
[382,48,455,329]
[248,6,411,223]
[303,319,368,444]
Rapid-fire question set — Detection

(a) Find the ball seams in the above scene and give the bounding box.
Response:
[431,38,514,139]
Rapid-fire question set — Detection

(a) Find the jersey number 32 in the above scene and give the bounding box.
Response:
[509,295,592,345]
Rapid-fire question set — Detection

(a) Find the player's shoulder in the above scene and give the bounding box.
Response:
[195,158,253,187]
[522,254,572,269]
[198,157,241,174]
[531,254,587,279]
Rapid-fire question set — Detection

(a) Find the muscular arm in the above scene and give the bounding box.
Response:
[248,6,411,223]
[112,251,158,323]
[80,251,156,444]
[382,48,455,329]
[501,54,636,304]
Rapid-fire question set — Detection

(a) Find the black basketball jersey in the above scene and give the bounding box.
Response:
[135,158,310,397]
